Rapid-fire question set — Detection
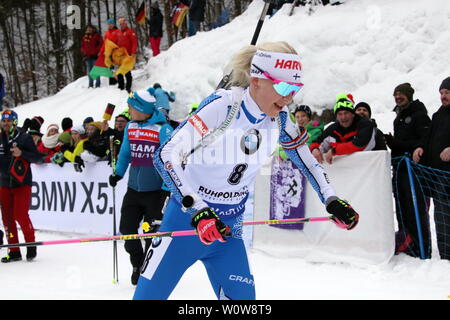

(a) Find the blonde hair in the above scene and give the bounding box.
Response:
[228,41,298,87]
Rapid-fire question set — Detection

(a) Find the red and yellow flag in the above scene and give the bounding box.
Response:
[172,3,189,27]
[135,1,146,25]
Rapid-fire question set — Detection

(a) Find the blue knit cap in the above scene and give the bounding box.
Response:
[107,18,116,25]
[127,89,157,115]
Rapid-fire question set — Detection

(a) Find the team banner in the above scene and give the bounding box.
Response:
[269,156,306,230]
[29,162,128,235]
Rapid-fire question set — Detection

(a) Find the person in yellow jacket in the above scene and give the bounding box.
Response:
[51,125,88,167]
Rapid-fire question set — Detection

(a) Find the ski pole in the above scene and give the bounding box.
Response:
[0,216,333,249]
[216,0,272,90]
[109,135,119,284]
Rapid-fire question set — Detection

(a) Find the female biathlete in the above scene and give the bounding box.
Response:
[133,41,359,300]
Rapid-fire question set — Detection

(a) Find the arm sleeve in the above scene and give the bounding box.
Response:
[333,119,375,155]
[115,124,131,177]
[20,134,42,163]
[278,110,336,204]
[154,91,226,214]
[130,30,138,54]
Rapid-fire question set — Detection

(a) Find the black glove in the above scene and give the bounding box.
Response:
[383,133,401,150]
[59,144,71,153]
[74,156,85,172]
[326,198,359,230]
[191,207,231,245]
[22,118,32,132]
[108,174,122,187]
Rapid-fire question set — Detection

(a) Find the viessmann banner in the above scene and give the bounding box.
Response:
[29,162,128,235]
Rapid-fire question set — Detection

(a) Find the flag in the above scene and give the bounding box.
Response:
[135,1,146,25]
[89,39,136,80]
[89,51,114,80]
[172,3,189,27]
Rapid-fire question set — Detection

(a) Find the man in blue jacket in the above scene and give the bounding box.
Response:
[108,89,173,285]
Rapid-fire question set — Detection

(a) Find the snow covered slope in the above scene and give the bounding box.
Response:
[14,0,450,135]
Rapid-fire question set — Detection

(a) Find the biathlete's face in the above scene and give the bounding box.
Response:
[250,78,294,118]
[129,105,150,122]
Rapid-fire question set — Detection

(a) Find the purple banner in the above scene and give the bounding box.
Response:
[269,156,306,230]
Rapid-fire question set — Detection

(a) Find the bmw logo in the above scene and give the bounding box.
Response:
[240,129,262,155]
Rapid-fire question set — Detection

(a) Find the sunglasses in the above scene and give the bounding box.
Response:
[252,64,303,97]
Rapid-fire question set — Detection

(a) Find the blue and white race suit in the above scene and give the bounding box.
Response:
[133,87,336,300]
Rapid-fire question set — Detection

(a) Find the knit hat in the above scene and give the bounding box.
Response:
[294,104,312,119]
[115,113,130,122]
[46,124,60,135]
[1,110,18,125]
[86,121,103,132]
[61,117,73,131]
[32,116,44,128]
[116,107,131,121]
[355,102,372,118]
[127,89,157,115]
[71,125,86,135]
[83,117,94,127]
[439,77,450,91]
[333,93,355,114]
[393,83,414,101]
[107,18,116,25]
[24,116,44,134]
[151,2,159,9]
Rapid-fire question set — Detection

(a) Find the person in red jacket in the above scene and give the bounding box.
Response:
[104,18,120,86]
[37,124,62,163]
[310,93,376,164]
[81,25,103,88]
[116,18,138,93]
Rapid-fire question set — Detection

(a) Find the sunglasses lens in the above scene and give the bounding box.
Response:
[273,82,302,97]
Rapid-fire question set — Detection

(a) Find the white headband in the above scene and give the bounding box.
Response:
[250,50,303,84]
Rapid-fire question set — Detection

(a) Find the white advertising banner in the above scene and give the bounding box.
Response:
[253,151,395,265]
[28,162,254,246]
[29,162,128,235]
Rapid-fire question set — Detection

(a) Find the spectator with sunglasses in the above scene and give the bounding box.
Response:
[132,41,359,300]
[310,94,377,165]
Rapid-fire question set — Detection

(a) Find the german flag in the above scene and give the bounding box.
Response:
[135,1,146,25]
